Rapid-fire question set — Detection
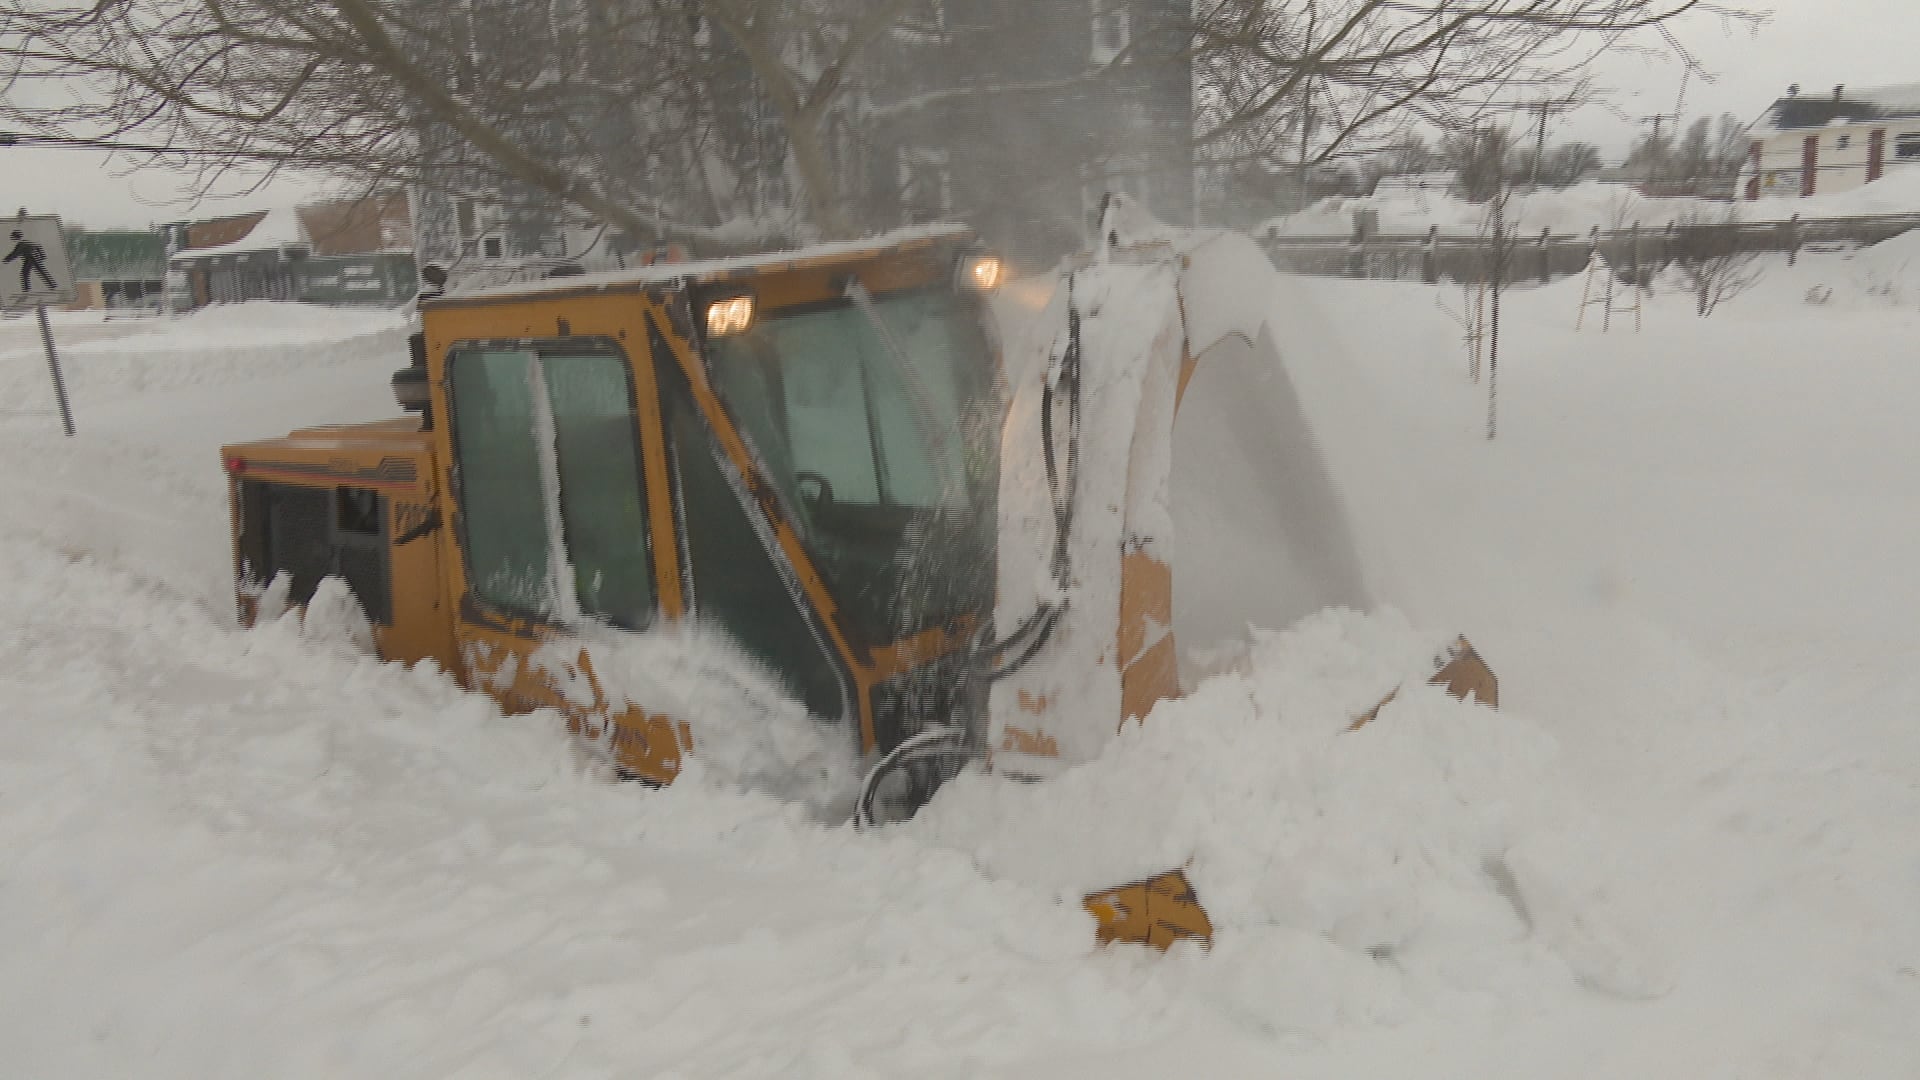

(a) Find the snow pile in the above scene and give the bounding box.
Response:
[1842,228,1920,307]
[292,575,379,654]
[921,608,1666,1017]
[1746,163,1920,219]
[0,301,410,408]
[527,623,862,818]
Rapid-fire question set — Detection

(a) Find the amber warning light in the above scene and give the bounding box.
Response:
[705,295,755,337]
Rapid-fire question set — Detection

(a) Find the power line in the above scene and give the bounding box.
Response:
[0,132,256,157]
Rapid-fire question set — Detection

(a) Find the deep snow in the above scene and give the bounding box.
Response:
[2,235,1919,1077]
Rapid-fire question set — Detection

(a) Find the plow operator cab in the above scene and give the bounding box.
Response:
[223,227,1005,809]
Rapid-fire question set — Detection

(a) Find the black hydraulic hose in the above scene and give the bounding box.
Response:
[976,274,1083,683]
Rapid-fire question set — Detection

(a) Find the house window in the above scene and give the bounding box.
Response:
[481,235,504,260]
[905,0,944,31]
[1091,0,1129,66]
[1897,134,1920,160]
[1836,134,1851,150]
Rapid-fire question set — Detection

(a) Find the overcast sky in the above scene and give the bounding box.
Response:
[2,0,1910,230]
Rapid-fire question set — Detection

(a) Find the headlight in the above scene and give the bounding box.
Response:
[958,254,1005,291]
[705,295,754,337]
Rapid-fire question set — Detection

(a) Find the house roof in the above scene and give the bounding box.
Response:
[171,193,413,265]
[177,207,307,260]
[180,211,269,251]
[1856,83,1920,112]
[297,193,413,256]
[1754,83,1920,135]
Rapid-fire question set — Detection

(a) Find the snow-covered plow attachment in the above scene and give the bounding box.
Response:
[984,199,1499,948]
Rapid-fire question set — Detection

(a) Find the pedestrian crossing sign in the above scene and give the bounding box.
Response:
[2,215,78,310]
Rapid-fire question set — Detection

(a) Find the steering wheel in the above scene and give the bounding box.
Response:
[795,470,835,513]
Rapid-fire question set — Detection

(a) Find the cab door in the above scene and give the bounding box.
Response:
[432,311,688,781]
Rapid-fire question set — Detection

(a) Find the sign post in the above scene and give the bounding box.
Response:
[2,213,80,436]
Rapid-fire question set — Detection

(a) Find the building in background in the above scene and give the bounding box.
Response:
[869,0,1194,266]
[409,0,1196,282]
[166,192,417,310]
[1744,83,1920,199]
[62,228,167,311]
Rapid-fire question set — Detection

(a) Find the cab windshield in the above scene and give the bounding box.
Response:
[704,286,998,646]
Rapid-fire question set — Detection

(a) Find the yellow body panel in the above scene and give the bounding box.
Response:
[223,422,454,669]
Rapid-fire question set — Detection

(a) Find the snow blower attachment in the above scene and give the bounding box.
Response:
[218,212,1494,956]
[982,197,1498,948]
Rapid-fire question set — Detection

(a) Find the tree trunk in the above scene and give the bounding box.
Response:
[786,105,853,239]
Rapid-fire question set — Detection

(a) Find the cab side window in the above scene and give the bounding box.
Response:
[448,344,654,628]
[654,326,851,724]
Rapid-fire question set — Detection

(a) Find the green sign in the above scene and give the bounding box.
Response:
[65,229,166,281]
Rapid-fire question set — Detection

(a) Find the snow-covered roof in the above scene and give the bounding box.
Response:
[174,207,308,260]
[437,223,975,304]
[1753,82,1920,135]
[1856,82,1920,112]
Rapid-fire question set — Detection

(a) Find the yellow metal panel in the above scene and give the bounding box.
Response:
[220,425,453,669]
[1084,870,1214,951]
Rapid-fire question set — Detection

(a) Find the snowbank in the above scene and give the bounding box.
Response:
[1264,171,1920,238]
[1842,228,1920,307]
[531,623,863,818]
[0,301,410,407]
[919,608,1667,1004]
[1746,163,1920,219]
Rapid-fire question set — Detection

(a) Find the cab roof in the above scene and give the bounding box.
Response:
[425,223,974,309]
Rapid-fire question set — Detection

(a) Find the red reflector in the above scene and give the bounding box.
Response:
[224,456,247,475]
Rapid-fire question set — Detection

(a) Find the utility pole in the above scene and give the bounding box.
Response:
[1638,113,1676,188]
[1296,82,1316,214]
[1532,101,1550,188]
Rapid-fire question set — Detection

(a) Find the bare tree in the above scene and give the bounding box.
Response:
[1670,206,1763,316]
[1444,125,1515,202]
[0,0,1762,250]
[1190,0,1762,181]
[1537,140,1603,187]
[698,0,923,238]
[1625,111,1747,186]
[0,0,912,248]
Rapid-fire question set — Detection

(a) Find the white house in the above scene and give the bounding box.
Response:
[1743,83,1920,199]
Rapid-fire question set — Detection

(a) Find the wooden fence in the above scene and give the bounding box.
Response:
[1257,211,1920,286]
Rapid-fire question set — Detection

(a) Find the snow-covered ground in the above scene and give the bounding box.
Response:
[3,237,1919,1078]
[1266,168,1920,237]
